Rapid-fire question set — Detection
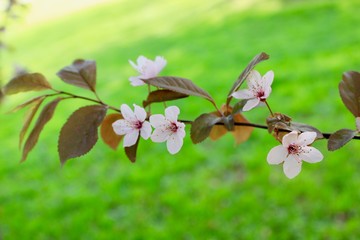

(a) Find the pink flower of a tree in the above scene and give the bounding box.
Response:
[112,104,152,147]
[129,55,167,86]
[149,106,186,154]
[267,131,323,179]
[231,70,274,111]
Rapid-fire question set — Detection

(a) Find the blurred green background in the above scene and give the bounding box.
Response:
[1,0,360,239]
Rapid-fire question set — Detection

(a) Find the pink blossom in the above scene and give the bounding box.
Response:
[267,131,323,179]
[232,70,274,111]
[112,104,152,147]
[149,106,185,154]
[129,56,167,86]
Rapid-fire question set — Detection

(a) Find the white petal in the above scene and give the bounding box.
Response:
[267,145,287,164]
[154,56,167,73]
[262,70,274,89]
[300,146,323,163]
[129,76,145,86]
[149,114,167,127]
[263,87,272,99]
[165,106,180,122]
[297,132,316,146]
[242,98,260,111]
[120,104,136,121]
[166,133,183,154]
[140,121,152,140]
[176,123,186,138]
[283,156,302,179]
[136,56,148,67]
[231,89,254,100]
[356,117,360,132]
[123,130,139,147]
[282,131,298,147]
[247,70,262,87]
[112,119,133,135]
[151,128,170,142]
[134,104,147,121]
[129,59,139,72]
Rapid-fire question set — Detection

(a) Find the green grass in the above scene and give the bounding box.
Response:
[1,0,360,239]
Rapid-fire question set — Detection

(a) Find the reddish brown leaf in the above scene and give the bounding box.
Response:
[143,89,188,108]
[339,71,360,117]
[125,138,140,163]
[100,113,123,150]
[21,98,62,162]
[144,76,215,105]
[19,96,46,148]
[3,73,52,95]
[328,129,357,151]
[58,105,107,165]
[227,52,269,104]
[290,122,324,139]
[232,113,253,145]
[209,105,253,144]
[57,59,97,92]
[191,113,222,144]
[10,95,46,113]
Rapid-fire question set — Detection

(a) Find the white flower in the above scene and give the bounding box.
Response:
[267,131,323,179]
[231,70,274,111]
[149,106,186,154]
[129,55,167,86]
[112,104,152,147]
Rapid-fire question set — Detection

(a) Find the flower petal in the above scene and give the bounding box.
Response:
[262,70,274,89]
[165,106,180,122]
[242,98,260,111]
[166,133,183,154]
[300,146,323,163]
[123,130,139,147]
[283,156,302,179]
[140,121,152,140]
[247,70,262,88]
[136,55,148,68]
[231,89,254,100]
[154,56,167,73]
[112,119,133,135]
[151,127,170,142]
[297,131,316,146]
[282,131,298,147]
[149,114,167,128]
[129,59,140,72]
[176,123,186,138]
[129,76,145,86]
[120,104,136,122]
[134,104,147,121]
[267,145,287,164]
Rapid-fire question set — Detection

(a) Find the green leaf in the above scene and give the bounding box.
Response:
[19,96,46,148]
[21,98,62,162]
[191,113,222,144]
[3,73,52,95]
[339,71,360,117]
[57,59,97,92]
[125,138,140,163]
[227,52,269,102]
[58,105,107,165]
[100,113,123,150]
[144,76,215,105]
[328,128,357,151]
[143,89,188,108]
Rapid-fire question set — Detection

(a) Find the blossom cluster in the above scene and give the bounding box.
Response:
[112,55,325,178]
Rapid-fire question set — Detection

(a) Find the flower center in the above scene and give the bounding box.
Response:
[134,121,143,130]
[287,143,301,155]
[257,90,265,100]
[169,122,178,133]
